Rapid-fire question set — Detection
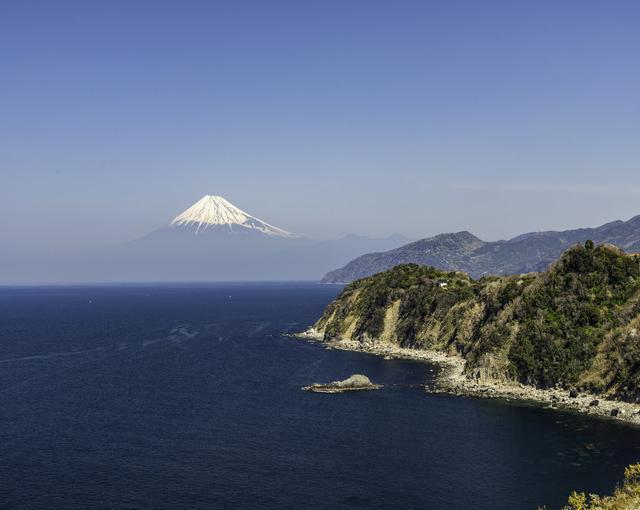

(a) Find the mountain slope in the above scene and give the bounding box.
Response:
[312,243,640,400]
[322,231,486,283]
[322,215,640,283]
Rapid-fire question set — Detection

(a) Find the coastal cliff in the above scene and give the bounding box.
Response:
[307,243,640,407]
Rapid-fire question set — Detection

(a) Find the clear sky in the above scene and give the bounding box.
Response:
[1,0,639,251]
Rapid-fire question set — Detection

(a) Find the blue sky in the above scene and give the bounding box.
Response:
[1,0,639,249]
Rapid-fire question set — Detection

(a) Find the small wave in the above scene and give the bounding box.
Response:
[296,358,324,378]
[172,326,197,339]
[247,322,268,337]
[0,347,104,364]
[143,324,199,347]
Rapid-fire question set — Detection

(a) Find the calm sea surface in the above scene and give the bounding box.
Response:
[1,283,640,509]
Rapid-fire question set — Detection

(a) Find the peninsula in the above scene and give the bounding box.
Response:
[301,242,640,422]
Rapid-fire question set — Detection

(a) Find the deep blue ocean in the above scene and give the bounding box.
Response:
[2,283,640,509]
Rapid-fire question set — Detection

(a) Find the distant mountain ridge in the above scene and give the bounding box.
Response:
[109,195,414,282]
[321,215,640,283]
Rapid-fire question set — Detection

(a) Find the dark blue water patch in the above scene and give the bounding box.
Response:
[1,284,639,509]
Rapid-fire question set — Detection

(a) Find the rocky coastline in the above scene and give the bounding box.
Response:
[296,328,640,426]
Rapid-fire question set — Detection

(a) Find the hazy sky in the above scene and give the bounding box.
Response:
[2,0,639,250]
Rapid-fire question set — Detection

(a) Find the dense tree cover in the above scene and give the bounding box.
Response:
[508,244,640,388]
[335,264,476,344]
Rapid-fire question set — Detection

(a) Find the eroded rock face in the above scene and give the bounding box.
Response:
[302,374,382,393]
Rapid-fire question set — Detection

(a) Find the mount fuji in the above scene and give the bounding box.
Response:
[168,195,298,237]
[108,195,411,282]
[0,193,411,283]
[140,195,299,242]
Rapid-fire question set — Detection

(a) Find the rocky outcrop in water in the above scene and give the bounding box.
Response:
[302,374,382,393]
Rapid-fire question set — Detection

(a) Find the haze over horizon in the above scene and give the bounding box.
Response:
[2,0,640,255]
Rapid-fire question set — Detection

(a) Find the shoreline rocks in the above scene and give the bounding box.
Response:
[294,329,640,426]
[302,374,382,393]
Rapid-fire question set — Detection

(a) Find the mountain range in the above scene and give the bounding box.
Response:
[5,194,640,285]
[321,215,640,283]
[115,195,412,281]
[0,195,410,284]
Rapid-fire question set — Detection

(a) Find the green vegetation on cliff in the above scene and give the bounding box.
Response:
[314,243,640,400]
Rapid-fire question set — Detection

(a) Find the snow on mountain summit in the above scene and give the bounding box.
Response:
[170,195,296,237]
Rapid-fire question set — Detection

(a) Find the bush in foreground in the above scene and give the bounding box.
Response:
[539,463,640,509]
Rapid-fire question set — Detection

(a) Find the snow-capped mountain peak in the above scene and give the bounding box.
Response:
[170,195,296,237]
